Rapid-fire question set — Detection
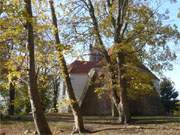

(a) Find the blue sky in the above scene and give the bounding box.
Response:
[158,0,180,98]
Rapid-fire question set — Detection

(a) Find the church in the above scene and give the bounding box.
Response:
[58,44,164,116]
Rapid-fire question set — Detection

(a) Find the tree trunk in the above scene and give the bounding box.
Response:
[111,101,119,117]
[60,58,85,133]
[8,82,15,115]
[84,0,122,120]
[53,78,59,113]
[49,0,87,133]
[24,0,52,134]
[84,0,131,124]
[117,52,131,123]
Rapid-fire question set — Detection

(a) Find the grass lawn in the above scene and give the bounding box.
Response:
[0,114,180,135]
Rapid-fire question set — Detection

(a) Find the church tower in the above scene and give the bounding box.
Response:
[89,42,102,62]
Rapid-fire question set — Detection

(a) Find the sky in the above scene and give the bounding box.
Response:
[158,0,180,99]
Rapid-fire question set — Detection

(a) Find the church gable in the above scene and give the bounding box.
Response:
[58,43,162,116]
[68,60,101,74]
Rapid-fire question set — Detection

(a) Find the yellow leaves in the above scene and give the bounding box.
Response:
[95,87,104,94]
[131,4,152,20]
[128,77,154,100]
[7,71,21,83]
[129,76,152,89]
[7,70,21,83]
[0,18,24,43]
[38,75,49,90]
[51,25,58,35]
[31,0,37,6]
[132,82,152,91]
[111,42,135,56]
[0,82,9,91]
[39,75,48,82]
[58,99,77,108]
[135,23,145,31]
[56,43,72,56]
[95,87,105,99]
[161,27,175,36]
[99,15,113,37]
[3,54,25,84]
[5,60,15,71]
[34,24,50,33]
[12,0,20,5]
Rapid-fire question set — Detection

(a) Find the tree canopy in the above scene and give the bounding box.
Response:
[160,78,179,114]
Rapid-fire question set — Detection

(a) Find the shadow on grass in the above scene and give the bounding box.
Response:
[89,126,180,134]
[131,116,180,125]
[84,116,180,125]
[1,114,179,125]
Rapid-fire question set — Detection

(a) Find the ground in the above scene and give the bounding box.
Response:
[0,114,180,135]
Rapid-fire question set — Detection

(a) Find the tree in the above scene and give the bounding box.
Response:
[0,0,61,116]
[52,76,60,113]
[0,0,29,116]
[7,82,15,115]
[0,41,15,116]
[61,0,179,123]
[24,0,52,134]
[160,78,179,114]
[49,0,87,133]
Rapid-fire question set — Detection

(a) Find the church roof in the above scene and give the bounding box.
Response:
[137,64,159,80]
[69,60,101,73]
[69,60,159,80]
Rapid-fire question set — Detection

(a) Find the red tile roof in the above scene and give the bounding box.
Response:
[69,60,101,73]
